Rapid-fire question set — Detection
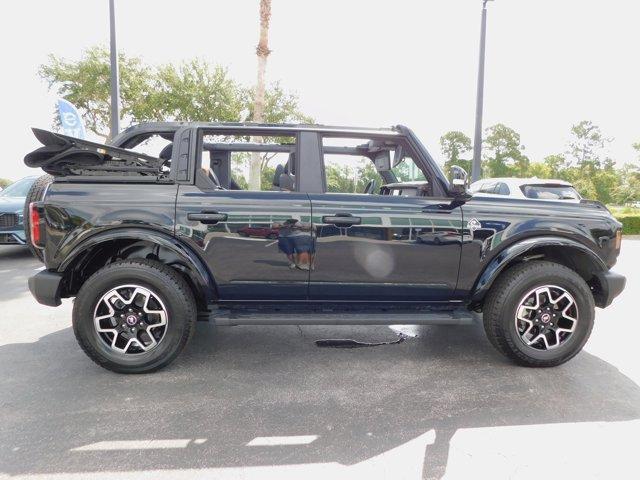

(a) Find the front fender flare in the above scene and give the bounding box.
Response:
[58,227,216,305]
[470,235,606,304]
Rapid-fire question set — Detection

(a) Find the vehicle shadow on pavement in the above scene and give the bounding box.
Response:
[1,321,639,479]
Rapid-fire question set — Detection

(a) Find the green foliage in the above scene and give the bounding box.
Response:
[0,178,11,189]
[245,82,313,125]
[141,60,245,123]
[261,165,276,191]
[392,158,426,182]
[39,46,151,139]
[452,120,640,206]
[616,214,640,235]
[357,160,385,192]
[39,46,310,140]
[325,159,384,193]
[326,164,357,193]
[568,120,611,169]
[482,124,530,177]
[440,131,472,176]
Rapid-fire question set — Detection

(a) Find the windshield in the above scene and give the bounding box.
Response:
[520,184,581,200]
[0,177,35,197]
[391,157,427,182]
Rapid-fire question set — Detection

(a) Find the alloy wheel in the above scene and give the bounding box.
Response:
[514,285,578,350]
[93,284,168,354]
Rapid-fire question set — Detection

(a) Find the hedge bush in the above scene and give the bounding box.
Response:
[616,214,640,235]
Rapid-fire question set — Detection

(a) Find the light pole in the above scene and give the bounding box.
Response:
[471,0,493,182]
[109,0,120,139]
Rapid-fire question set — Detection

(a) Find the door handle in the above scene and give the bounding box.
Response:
[187,212,228,224]
[322,213,362,226]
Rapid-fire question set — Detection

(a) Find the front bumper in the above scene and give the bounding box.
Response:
[0,228,26,245]
[28,271,63,307]
[594,271,626,308]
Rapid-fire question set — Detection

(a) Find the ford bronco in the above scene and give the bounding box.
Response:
[23,123,626,372]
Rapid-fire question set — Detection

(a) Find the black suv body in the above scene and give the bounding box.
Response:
[24,123,626,372]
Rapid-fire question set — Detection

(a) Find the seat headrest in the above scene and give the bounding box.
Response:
[159,143,173,160]
[273,164,285,187]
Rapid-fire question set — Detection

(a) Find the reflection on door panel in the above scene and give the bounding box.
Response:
[176,189,312,300]
[309,194,463,301]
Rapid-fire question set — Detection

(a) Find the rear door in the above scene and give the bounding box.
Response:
[175,128,312,301]
[308,135,463,302]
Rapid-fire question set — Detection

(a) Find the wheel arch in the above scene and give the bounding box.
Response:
[58,228,216,311]
[470,236,608,308]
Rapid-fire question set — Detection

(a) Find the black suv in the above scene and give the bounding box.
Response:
[24,123,626,373]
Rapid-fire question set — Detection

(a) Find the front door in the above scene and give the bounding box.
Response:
[308,193,463,301]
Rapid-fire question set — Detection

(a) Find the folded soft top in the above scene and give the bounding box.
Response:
[24,128,166,177]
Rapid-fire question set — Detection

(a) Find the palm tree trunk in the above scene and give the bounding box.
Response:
[249,0,272,191]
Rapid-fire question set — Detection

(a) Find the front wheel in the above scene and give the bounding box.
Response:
[483,261,594,367]
[72,259,196,373]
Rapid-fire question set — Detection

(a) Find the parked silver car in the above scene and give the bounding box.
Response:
[470,177,582,202]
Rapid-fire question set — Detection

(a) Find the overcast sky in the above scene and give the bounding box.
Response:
[1,0,638,180]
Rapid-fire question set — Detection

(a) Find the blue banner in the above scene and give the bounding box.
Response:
[57,98,86,139]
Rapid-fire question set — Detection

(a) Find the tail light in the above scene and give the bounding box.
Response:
[614,229,622,250]
[29,202,44,248]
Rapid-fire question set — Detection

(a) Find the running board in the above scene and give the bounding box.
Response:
[207,306,476,326]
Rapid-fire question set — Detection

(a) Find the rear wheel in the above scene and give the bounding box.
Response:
[483,261,594,367]
[72,259,196,373]
[23,174,52,262]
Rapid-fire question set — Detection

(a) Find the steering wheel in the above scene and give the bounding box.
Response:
[363,179,377,195]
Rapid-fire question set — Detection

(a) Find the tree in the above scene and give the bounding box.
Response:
[39,46,309,141]
[248,0,273,191]
[526,154,568,179]
[612,142,640,204]
[356,160,384,193]
[39,46,151,140]
[482,124,529,178]
[567,120,611,169]
[326,164,356,193]
[141,60,245,123]
[440,131,472,176]
[0,178,11,189]
[40,46,311,190]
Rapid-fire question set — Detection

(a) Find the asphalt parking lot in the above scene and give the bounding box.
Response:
[1,240,639,480]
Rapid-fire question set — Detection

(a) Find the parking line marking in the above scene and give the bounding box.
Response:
[247,435,318,446]
[71,439,203,451]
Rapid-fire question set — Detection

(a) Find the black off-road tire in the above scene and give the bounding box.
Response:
[483,261,595,367]
[23,174,53,262]
[72,259,196,373]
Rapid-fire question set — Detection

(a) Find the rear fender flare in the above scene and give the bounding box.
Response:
[58,228,216,305]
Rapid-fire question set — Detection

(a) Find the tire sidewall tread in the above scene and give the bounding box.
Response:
[483,260,595,367]
[72,259,196,373]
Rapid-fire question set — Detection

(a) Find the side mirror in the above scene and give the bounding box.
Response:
[449,165,469,197]
[373,150,391,172]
